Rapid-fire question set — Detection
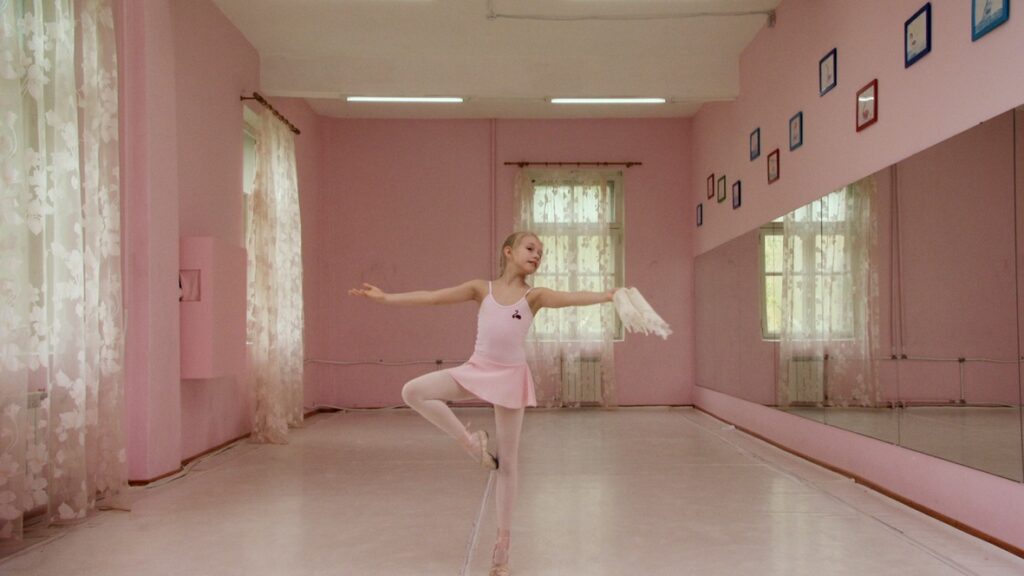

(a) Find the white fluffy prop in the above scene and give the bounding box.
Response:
[612,287,672,339]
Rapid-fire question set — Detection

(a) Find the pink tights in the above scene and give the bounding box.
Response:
[401,370,524,556]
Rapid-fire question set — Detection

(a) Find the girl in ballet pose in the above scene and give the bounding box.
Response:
[349,231,615,575]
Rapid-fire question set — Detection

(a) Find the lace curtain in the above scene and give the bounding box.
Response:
[0,0,126,540]
[514,170,618,407]
[247,107,304,443]
[777,177,881,407]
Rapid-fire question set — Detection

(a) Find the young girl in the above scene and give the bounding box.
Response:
[348,231,615,576]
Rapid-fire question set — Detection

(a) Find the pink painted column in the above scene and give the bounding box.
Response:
[117,0,183,481]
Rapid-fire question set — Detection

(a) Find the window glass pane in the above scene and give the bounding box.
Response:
[764,234,783,274]
[575,185,602,223]
[792,236,805,273]
[576,235,615,274]
[765,276,782,336]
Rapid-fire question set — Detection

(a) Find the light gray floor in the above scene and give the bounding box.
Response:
[2,407,1023,575]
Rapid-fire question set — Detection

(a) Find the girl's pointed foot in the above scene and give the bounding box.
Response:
[473,430,499,470]
[489,530,511,575]
[460,428,498,470]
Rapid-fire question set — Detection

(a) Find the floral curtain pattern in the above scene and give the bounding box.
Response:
[0,0,126,540]
[514,170,618,407]
[777,177,881,408]
[247,107,304,443]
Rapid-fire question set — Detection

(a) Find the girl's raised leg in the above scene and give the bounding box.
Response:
[401,371,490,462]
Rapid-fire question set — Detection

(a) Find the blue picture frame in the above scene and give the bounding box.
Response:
[972,0,1010,41]
[905,3,932,68]
[819,48,837,96]
[732,181,742,210]
[696,203,703,227]
[789,111,803,151]
[749,128,761,161]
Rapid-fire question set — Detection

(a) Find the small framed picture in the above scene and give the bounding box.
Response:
[707,173,715,199]
[716,175,727,203]
[905,3,932,67]
[856,79,878,131]
[696,203,703,227]
[767,149,780,184]
[972,0,1009,41]
[819,48,837,96]
[789,112,803,150]
[749,128,761,161]
[732,181,742,209]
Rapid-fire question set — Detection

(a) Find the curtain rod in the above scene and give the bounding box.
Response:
[504,161,641,168]
[240,92,301,135]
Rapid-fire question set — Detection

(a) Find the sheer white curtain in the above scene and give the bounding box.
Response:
[0,0,126,540]
[247,107,304,443]
[777,177,881,407]
[514,170,618,407]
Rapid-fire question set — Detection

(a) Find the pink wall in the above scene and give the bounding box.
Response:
[119,0,322,478]
[693,0,1024,254]
[314,118,691,408]
[171,0,259,463]
[691,0,1024,551]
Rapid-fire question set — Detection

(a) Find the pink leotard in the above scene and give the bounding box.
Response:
[446,281,538,408]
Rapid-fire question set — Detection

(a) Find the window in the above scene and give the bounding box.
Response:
[760,218,784,339]
[524,170,625,341]
[760,188,856,341]
[243,105,260,241]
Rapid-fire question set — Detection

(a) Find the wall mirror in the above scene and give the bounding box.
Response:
[695,105,1024,482]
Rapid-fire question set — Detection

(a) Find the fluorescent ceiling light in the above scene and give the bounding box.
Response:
[347,96,464,103]
[550,97,666,104]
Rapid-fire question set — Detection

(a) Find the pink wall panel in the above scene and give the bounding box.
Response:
[315,119,493,408]
[693,0,1024,255]
[117,0,183,481]
[897,112,1017,361]
[170,0,260,463]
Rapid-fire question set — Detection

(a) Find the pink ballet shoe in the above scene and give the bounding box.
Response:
[489,531,511,575]
[473,430,499,470]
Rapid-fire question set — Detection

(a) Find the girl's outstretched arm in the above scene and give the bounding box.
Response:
[348,280,483,306]
[533,287,617,309]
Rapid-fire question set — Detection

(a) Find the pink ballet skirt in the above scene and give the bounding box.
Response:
[447,282,538,409]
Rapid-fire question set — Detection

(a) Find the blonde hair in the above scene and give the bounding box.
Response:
[498,231,540,276]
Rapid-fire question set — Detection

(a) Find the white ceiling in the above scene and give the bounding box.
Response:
[211,0,781,119]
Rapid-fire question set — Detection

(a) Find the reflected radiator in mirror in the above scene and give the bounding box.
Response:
[788,356,825,405]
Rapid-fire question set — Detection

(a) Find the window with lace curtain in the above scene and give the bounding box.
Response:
[242,105,258,348]
[760,188,857,341]
[521,170,624,341]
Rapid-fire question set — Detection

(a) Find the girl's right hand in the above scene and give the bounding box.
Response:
[348,282,387,303]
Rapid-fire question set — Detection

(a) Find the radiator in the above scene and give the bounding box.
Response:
[560,355,603,405]
[787,356,825,405]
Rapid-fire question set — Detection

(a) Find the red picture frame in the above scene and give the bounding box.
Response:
[856,79,878,132]
[767,149,780,184]
[707,174,715,199]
